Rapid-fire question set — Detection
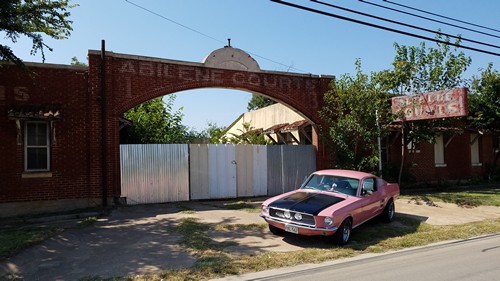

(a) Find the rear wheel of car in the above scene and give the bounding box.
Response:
[268,224,284,235]
[381,199,395,223]
[332,218,352,245]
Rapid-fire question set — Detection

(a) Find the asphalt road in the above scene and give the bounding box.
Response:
[214,233,500,281]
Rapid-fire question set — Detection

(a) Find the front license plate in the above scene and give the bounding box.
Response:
[285,224,299,234]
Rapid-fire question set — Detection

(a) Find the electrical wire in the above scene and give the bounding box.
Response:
[124,0,307,73]
[359,0,500,39]
[271,0,500,56]
[382,0,500,34]
[311,0,500,50]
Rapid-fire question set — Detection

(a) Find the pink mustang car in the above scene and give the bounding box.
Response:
[260,169,400,245]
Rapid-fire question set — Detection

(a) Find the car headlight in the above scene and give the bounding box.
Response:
[323,216,334,226]
[262,206,269,214]
[294,213,302,221]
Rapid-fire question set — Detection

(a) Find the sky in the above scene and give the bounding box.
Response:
[6,0,500,131]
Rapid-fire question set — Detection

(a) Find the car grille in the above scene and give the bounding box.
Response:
[269,207,316,227]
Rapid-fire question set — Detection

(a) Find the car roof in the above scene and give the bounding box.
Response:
[313,169,376,180]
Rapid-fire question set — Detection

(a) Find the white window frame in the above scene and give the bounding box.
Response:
[407,140,420,153]
[470,133,482,166]
[434,134,446,167]
[24,121,50,172]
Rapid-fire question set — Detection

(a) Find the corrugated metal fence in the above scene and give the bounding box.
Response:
[120,144,316,205]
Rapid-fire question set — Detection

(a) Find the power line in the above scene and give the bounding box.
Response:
[311,0,500,50]
[270,0,500,56]
[124,0,225,45]
[124,0,307,73]
[383,0,500,34]
[359,0,500,40]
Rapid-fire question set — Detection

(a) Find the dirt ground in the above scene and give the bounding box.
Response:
[394,198,500,225]
[2,197,500,280]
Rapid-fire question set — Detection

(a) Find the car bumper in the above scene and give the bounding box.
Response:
[260,214,338,236]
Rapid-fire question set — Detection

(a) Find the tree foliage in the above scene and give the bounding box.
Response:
[319,36,472,176]
[122,95,191,144]
[70,56,86,66]
[247,94,276,111]
[468,63,500,132]
[382,35,471,94]
[199,122,229,144]
[0,0,75,68]
[227,122,270,144]
[319,59,392,171]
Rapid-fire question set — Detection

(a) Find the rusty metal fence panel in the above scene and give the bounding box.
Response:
[120,144,189,205]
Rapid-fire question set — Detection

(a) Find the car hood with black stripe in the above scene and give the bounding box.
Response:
[268,190,345,215]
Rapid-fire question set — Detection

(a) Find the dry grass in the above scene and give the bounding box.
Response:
[123,216,500,281]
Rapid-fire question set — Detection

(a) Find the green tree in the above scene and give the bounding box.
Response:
[228,122,269,144]
[385,37,471,94]
[70,56,86,66]
[468,64,500,180]
[122,95,190,144]
[0,0,76,68]
[319,59,392,171]
[199,122,228,144]
[247,94,276,111]
[468,63,500,132]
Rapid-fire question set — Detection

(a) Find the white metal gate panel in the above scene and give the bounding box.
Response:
[189,144,210,200]
[120,144,189,205]
[236,145,254,197]
[208,144,237,198]
[252,145,268,196]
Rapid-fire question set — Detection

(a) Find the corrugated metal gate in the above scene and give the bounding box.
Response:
[120,144,315,205]
[120,144,190,205]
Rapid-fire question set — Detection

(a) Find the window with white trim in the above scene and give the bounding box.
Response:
[25,121,50,171]
[470,133,482,166]
[434,134,446,167]
[407,140,420,153]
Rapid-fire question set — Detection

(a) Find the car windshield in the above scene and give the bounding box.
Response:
[302,174,359,196]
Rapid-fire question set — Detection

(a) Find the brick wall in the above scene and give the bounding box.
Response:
[0,63,103,207]
[6,50,494,215]
[388,131,499,183]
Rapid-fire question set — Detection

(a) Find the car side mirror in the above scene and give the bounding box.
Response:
[361,189,373,196]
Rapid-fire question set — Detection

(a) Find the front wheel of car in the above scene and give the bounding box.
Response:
[381,199,395,223]
[332,218,352,246]
[268,224,284,236]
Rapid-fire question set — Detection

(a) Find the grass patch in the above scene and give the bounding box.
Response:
[0,227,63,261]
[213,223,267,231]
[219,200,262,213]
[76,216,98,228]
[174,203,196,214]
[402,187,500,207]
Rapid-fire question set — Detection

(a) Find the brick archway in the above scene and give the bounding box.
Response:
[88,48,334,199]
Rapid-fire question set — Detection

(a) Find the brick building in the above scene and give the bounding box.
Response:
[1,47,498,217]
